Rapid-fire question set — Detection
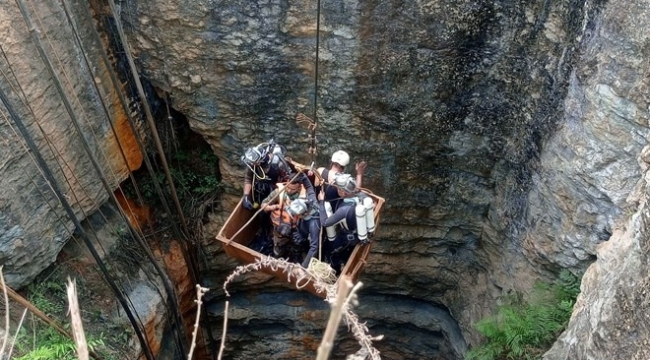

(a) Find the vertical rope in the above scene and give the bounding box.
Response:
[311,0,322,164]
[0,79,154,360]
[57,1,189,355]
[12,0,154,357]
[314,0,321,123]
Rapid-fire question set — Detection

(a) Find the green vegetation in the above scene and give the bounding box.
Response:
[14,327,105,360]
[125,148,221,204]
[466,269,581,360]
[26,281,65,317]
[11,272,133,360]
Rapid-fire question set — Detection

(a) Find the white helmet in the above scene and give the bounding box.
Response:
[331,150,350,167]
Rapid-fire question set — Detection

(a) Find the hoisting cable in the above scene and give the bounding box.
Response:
[295,0,321,164]
[104,0,202,291]
[311,0,321,163]
[87,0,217,358]
[11,1,154,358]
[78,2,216,356]
[0,83,154,360]
[0,45,114,260]
[57,0,189,355]
[21,0,154,337]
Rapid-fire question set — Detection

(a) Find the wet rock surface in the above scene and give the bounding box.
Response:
[208,290,465,360]
[1,0,650,358]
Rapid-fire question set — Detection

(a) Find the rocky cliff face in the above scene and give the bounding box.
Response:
[121,0,650,355]
[0,0,142,287]
[543,144,650,360]
[2,0,650,358]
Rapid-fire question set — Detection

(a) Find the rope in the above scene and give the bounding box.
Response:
[79,2,218,356]
[105,0,203,293]
[164,92,178,159]
[0,75,154,360]
[313,0,321,129]
[308,258,337,284]
[294,1,321,162]
[58,0,188,355]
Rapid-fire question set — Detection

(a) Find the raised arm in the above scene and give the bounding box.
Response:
[298,172,317,205]
[355,161,366,189]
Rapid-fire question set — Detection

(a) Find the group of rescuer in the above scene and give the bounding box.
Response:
[240,140,376,272]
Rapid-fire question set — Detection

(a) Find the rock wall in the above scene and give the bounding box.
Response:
[118,0,649,351]
[543,146,650,360]
[1,0,650,358]
[0,0,143,287]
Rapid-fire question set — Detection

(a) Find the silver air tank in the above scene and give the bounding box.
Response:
[324,202,337,242]
[356,203,368,242]
[363,197,375,234]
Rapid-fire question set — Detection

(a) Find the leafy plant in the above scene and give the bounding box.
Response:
[172,150,189,162]
[27,282,65,317]
[14,326,105,360]
[466,269,581,360]
[199,150,218,165]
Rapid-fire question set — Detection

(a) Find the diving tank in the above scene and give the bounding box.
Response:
[324,202,337,241]
[356,203,368,242]
[363,197,376,234]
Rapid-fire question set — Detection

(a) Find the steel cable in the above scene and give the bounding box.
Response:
[12,0,155,357]
[58,0,188,355]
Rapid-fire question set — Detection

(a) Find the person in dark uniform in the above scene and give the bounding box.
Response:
[314,150,366,212]
[240,140,293,210]
[317,174,371,273]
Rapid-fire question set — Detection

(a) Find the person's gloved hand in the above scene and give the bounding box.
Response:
[242,194,254,210]
[292,231,305,245]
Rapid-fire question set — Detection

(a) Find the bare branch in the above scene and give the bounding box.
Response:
[66,277,89,360]
[188,285,209,360]
[217,301,229,360]
[7,308,27,359]
[317,276,354,360]
[0,266,9,356]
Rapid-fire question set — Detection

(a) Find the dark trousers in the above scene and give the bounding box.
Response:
[298,217,321,268]
[272,230,292,258]
[326,231,358,274]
